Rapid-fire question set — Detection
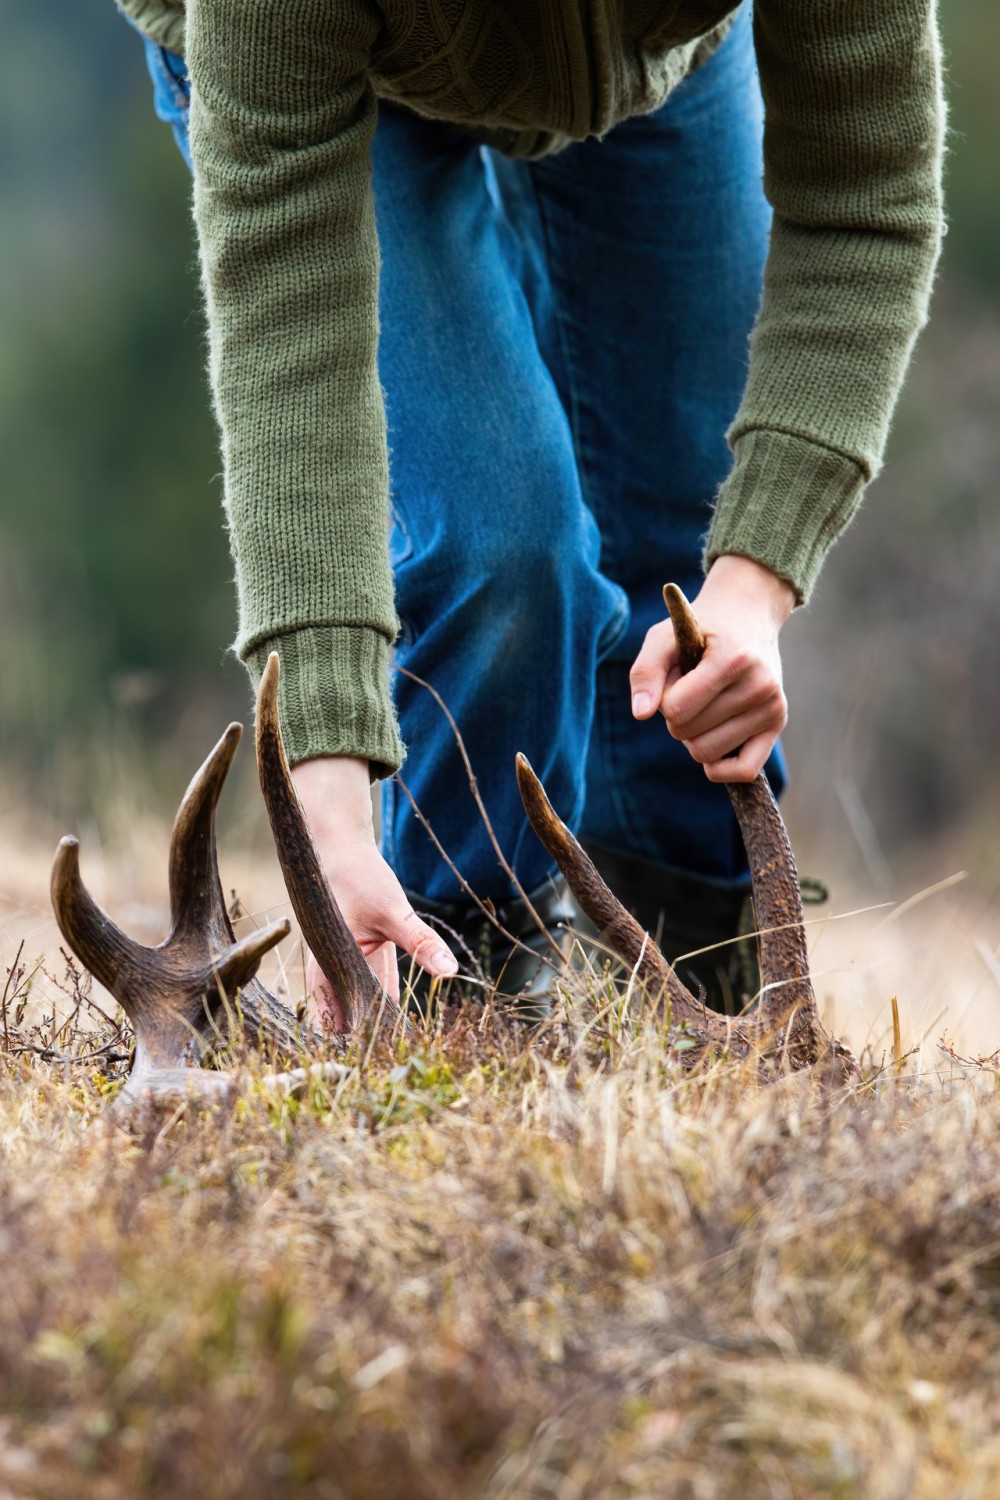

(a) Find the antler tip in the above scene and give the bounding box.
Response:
[262,651,280,687]
[515,752,564,849]
[51,835,81,898]
[662,581,706,674]
[257,653,282,731]
[514,751,543,802]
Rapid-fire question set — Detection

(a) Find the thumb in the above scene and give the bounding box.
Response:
[390,907,459,979]
[305,950,348,1030]
[629,621,676,720]
[307,938,402,1016]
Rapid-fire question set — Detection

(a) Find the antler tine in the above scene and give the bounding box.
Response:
[663,582,707,675]
[164,717,321,1055]
[662,583,815,1029]
[514,753,718,1028]
[167,721,242,949]
[204,919,292,998]
[255,654,410,1036]
[52,830,291,1081]
[112,918,293,1116]
[51,836,147,1002]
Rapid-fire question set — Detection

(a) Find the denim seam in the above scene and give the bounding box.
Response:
[523,165,630,663]
[522,167,604,559]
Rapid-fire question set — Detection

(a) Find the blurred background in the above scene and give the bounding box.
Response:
[1,1,998,1050]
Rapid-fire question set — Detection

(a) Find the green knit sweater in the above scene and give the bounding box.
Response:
[120,0,944,777]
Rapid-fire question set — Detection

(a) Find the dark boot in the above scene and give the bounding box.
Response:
[579,840,760,1015]
[399,878,575,1022]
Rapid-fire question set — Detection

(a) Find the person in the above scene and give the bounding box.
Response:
[117,0,943,1019]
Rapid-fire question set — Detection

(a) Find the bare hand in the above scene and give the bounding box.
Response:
[289,756,457,1025]
[629,555,796,783]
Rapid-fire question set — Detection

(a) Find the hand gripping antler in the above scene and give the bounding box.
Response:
[50,659,409,1111]
[516,584,857,1083]
[254,653,410,1036]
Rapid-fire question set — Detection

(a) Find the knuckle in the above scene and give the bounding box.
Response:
[664,689,690,728]
[747,665,771,701]
[745,665,775,705]
[751,676,783,719]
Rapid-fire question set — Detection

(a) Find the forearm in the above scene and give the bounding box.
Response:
[706,0,944,601]
[187,0,403,774]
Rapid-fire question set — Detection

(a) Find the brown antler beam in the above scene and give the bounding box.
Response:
[255,654,411,1037]
[163,720,314,1059]
[515,755,710,1029]
[50,721,318,1110]
[516,585,858,1083]
[662,584,815,1035]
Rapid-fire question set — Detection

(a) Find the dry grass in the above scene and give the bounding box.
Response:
[3,863,1000,1497]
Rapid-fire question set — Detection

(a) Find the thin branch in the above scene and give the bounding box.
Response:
[1,938,25,1047]
[393,665,563,960]
[394,774,566,982]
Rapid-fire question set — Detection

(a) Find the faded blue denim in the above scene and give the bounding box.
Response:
[129,2,785,908]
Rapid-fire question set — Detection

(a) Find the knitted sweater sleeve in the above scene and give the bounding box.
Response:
[704,0,944,600]
[186,0,404,776]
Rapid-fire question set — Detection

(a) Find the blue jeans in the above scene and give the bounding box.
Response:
[132,3,785,908]
[130,27,192,170]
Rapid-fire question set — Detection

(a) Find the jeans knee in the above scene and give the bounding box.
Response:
[433,496,625,669]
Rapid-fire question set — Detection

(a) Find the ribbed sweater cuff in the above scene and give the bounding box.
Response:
[117,2,185,52]
[704,428,867,603]
[244,626,404,781]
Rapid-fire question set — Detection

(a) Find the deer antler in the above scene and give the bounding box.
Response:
[517,584,857,1083]
[254,653,410,1036]
[51,722,300,1109]
[50,659,413,1111]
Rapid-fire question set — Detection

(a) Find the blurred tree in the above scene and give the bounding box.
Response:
[938,0,1000,302]
[0,1,240,800]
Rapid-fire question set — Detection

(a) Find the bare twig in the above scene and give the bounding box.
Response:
[1,938,25,1048]
[394,665,563,961]
[394,774,566,982]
